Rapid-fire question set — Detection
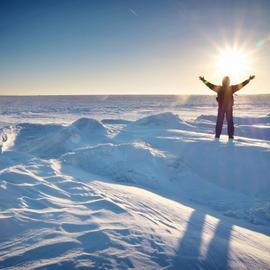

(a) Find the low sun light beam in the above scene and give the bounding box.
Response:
[215,48,250,80]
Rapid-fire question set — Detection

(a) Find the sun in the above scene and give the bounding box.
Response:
[216,48,250,79]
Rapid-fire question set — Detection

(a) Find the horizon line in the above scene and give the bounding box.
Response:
[0,93,269,97]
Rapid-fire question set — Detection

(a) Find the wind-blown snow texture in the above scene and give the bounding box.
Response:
[0,95,270,269]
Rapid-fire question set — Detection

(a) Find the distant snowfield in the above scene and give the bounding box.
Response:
[0,95,269,269]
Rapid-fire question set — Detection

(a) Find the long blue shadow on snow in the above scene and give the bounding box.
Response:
[170,210,231,270]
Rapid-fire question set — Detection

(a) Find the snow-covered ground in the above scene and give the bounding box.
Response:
[0,95,269,269]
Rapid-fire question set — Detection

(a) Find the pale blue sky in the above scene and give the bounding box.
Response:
[0,0,269,95]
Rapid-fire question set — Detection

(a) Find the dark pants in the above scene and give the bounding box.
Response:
[215,105,234,137]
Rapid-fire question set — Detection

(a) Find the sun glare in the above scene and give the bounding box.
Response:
[216,48,250,79]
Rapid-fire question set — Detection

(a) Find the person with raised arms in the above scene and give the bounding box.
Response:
[199,75,255,139]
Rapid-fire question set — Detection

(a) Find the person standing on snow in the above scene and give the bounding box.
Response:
[199,75,255,139]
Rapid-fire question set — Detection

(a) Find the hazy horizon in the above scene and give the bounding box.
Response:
[1,93,270,98]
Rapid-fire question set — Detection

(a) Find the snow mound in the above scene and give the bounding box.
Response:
[153,131,270,195]
[1,118,110,158]
[71,117,107,133]
[61,142,180,187]
[130,112,193,129]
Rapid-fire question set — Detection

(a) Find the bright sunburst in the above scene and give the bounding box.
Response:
[216,48,250,79]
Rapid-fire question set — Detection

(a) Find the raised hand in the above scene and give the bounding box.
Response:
[249,75,255,80]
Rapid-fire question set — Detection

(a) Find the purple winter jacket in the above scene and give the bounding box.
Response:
[203,79,250,108]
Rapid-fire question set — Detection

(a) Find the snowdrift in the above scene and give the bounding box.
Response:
[151,134,270,195]
[1,118,110,158]
[129,112,193,130]
[61,142,180,188]
[0,159,269,269]
[0,164,269,269]
[61,141,262,220]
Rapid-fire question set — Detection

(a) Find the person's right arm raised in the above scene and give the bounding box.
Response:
[199,76,220,93]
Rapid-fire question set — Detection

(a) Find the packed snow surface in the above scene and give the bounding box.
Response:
[0,95,270,269]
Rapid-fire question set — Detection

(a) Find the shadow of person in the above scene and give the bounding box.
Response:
[201,219,232,270]
[170,210,205,270]
[170,210,232,270]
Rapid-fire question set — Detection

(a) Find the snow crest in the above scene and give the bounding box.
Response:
[130,112,193,129]
[1,118,110,158]
[61,142,179,187]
